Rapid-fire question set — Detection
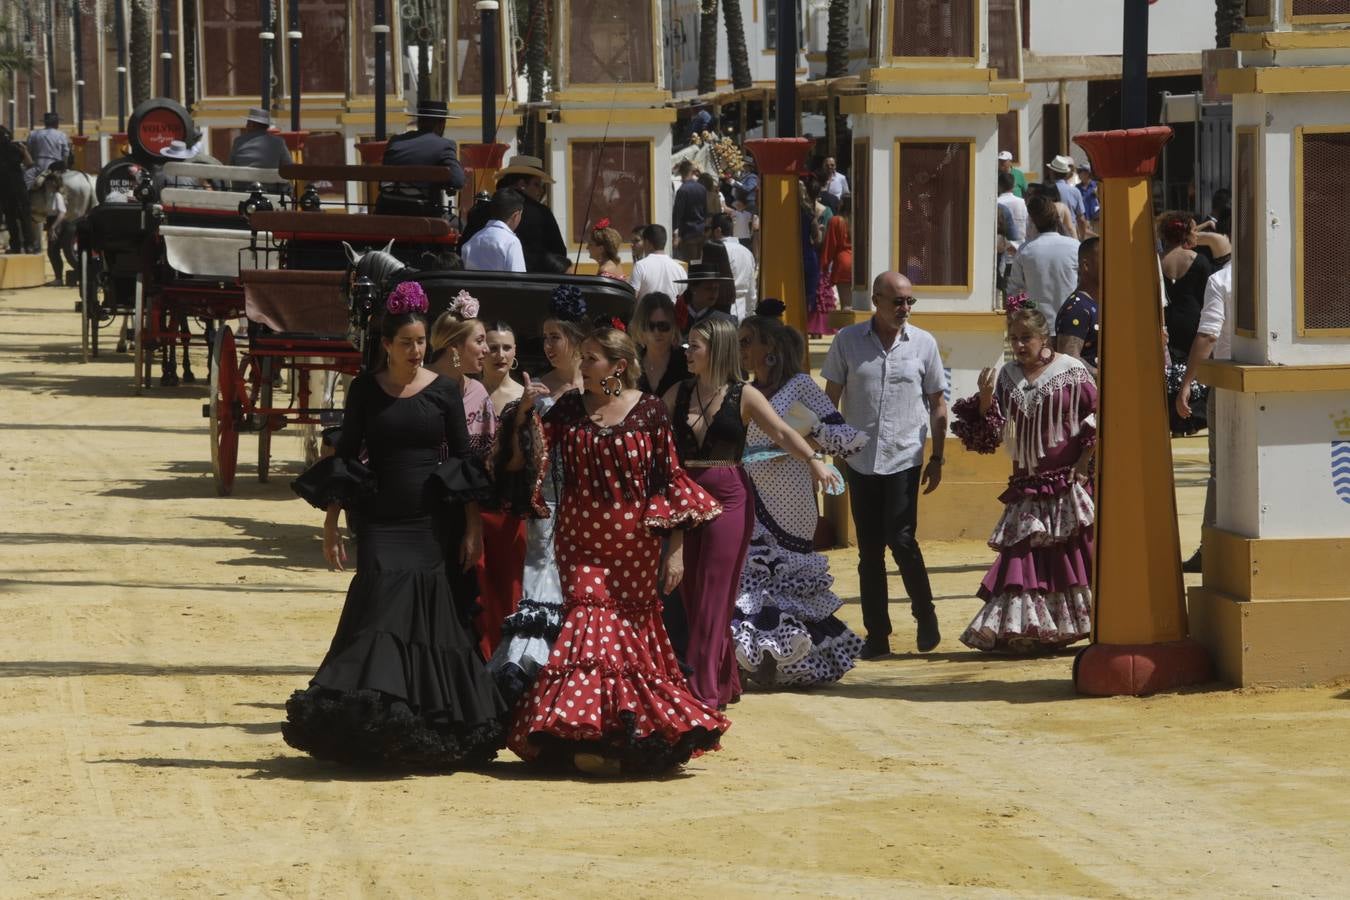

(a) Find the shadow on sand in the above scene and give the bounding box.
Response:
[0,660,313,679]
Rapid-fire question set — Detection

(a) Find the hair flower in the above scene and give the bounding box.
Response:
[594,217,611,230]
[549,284,587,323]
[1003,292,1031,316]
[448,289,480,320]
[610,316,626,333]
[385,281,429,315]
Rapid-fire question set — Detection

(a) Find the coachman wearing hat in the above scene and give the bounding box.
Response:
[375,100,467,218]
[458,154,569,274]
[229,108,294,171]
[673,262,736,336]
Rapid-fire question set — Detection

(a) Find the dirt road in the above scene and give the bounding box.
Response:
[2,285,1347,898]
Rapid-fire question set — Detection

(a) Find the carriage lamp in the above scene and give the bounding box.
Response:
[239,183,274,216]
[299,183,322,212]
[133,170,156,205]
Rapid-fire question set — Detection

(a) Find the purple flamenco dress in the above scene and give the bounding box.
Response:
[952,354,1097,653]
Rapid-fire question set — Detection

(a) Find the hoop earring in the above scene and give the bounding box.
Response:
[510,358,519,370]
[451,348,462,369]
[600,374,622,396]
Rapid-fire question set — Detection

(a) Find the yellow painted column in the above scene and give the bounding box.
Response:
[745,138,810,338]
[1072,127,1212,695]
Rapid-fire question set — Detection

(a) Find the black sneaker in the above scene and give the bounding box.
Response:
[858,635,890,660]
[915,608,941,653]
[1182,548,1202,573]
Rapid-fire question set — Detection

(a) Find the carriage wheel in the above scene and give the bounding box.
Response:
[257,358,273,484]
[132,274,146,394]
[209,327,241,496]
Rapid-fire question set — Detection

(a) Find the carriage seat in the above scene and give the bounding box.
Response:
[248,211,455,243]
[240,269,350,343]
[161,224,273,281]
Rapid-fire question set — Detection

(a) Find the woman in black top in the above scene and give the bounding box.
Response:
[1160,212,1214,361]
[285,285,508,769]
[662,316,836,710]
[631,292,688,397]
[0,127,35,253]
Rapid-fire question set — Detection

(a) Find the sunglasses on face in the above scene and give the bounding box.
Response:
[648,321,673,333]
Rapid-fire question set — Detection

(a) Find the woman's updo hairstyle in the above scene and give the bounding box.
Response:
[584,327,642,391]
[1006,307,1051,340]
[379,281,430,342]
[429,290,482,362]
[588,223,622,264]
[1158,212,1192,248]
[544,284,590,348]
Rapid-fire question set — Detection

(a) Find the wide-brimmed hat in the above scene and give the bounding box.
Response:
[408,99,461,120]
[1048,155,1073,175]
[245,107,271,126]
[674,262,734,285]
[160,139,200,160]
[496,154,553,183]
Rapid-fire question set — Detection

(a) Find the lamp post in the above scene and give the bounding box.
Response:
[478,0,497,146]
[159,0,172,101]
[288,0,301,131]
[774,0,796,138]
[373,0,388,140]
[260,0,274,112]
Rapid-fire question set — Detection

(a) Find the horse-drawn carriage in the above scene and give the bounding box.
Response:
[201,165,636,495]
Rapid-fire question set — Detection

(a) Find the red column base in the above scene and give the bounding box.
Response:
[1073,640,1213,696]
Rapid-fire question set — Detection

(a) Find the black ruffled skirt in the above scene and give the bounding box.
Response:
[282,515,508,770]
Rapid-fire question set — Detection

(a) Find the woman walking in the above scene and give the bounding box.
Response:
[733,317,867,687]
[631,292,688,398]
[283,283,506,768]
[952,308,1096,653]
[486,288,587,703]
[503,325,728,776]
[664,316,839,710]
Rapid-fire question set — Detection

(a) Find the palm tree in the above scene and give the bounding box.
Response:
[1215,0,1243,48]
[698,0,718,95]
[825,0,850,78]
[722,0,752,90]
[130,0,152,106]
[518,0,549,103]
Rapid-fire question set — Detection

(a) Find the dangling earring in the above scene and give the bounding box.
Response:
[1039,345,1053,363]
[601,374,621,396]
[451,348,462,369]
[510,358,519,370]
[764,352,778,367]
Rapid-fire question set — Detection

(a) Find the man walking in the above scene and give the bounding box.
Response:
[629,224,687,300]
[460,190,526,273]
[671,160,707,262]
[1007,195,1079,329]
[823,271,947,657]
[25,112,70,190]
[821,156,849,205]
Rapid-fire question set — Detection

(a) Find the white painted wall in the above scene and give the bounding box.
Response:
[1028,0,1215,56]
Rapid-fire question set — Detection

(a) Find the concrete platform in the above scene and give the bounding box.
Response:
[0,253,48,289]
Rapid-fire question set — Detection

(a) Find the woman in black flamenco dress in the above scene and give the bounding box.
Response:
[284,293,509,769]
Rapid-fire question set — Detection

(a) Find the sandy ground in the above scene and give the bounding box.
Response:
[1,282,1348,899]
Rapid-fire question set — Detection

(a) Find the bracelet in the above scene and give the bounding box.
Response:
[810,451,827,461]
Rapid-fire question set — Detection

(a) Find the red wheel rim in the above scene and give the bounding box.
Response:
[210,328,241,495]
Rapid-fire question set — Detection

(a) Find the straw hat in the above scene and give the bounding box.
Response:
[244,107,272,126]
[1048,156,1072,175]
[160,139,200,160]
[496,154,554,184]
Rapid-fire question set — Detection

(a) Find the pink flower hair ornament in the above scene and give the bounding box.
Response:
[1003,292,1032,316]
[447,290,480,320]
[385,281,429,316]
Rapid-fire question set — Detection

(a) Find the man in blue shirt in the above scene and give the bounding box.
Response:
[460,189,526,273]
[1049,155,1089,238]
[25,112,70,190]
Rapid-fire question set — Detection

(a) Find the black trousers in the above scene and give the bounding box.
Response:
[846,465,936,640]
[1,178,33,251]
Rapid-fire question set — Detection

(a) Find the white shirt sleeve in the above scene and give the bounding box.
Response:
[1197,266,1229,338]
[820,334,847,387]
[628,258,648,295]
[508,238,526,274]
[921,337,947,396]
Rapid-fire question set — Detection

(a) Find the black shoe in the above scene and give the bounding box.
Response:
[915,608,941,653]
[858,635,891,660]
[1182,548,1203,573]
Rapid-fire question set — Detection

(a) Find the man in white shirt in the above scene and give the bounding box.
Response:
[628,224,687,300]
[1007,194,1079,330]
[708,213,756,321]
[459,189,526,273]
[821,156,849,204]
[1176,260,1233,572]
[823,271,947,658]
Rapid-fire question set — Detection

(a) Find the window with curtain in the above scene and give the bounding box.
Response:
[997,111,1020,163]
[454,0,505,96]
[896,140,972,288]
[891,0,975,59]
[568,0,654,84]
[294,0,346,94]
[202,0,263,99]
[987,0,1021,80]
[353,0,396,96]
[569,139,651,244]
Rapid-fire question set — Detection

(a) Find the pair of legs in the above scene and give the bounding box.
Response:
[845,466,937,650]
[1,180,34,252]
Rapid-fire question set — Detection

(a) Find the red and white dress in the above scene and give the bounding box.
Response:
[506,391,730,773]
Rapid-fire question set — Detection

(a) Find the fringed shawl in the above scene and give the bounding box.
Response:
[996,355,1096,473]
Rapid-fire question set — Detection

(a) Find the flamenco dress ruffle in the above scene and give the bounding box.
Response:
[284,455,510,769]
[959,467,1094,653]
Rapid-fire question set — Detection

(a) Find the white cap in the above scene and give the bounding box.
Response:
[997,150,1013,162]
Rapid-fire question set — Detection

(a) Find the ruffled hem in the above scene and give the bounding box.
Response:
[732,609,863,688]
[523,711,723,775]
[291,455,376,510]
[643,494,723,534]
[959,587,1093,653]
[429,456,494,505]
[282,686,503,769]
[980,528,1093,598]
[952,394,1005,455]
[989,480,1094,549]
[808,421,869,460]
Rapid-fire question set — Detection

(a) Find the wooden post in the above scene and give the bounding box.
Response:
[746,137,810,339]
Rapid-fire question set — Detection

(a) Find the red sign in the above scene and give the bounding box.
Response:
[136,108,187,155]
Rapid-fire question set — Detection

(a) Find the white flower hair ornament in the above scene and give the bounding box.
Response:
[448,290,480,320]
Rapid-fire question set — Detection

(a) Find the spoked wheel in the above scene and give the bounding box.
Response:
[132,274,146,394]
[208,327,241,496]
[257,357,273,483]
